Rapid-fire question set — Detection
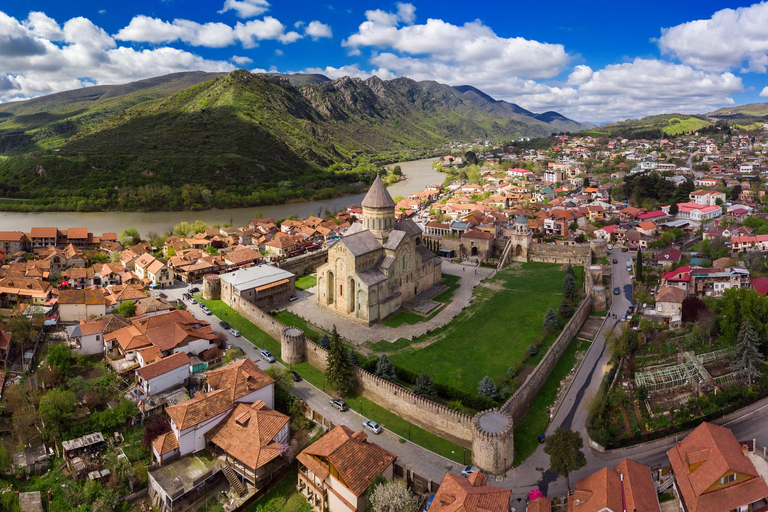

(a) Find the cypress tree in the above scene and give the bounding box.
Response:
[326,326,355,395]
[733,319,763,386]
[319,334,330,350]
[636,249,644,282]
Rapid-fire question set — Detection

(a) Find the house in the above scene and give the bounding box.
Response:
[203,357,275,407]
[430,471,511,512]
[690,267,751,297]
[13,444,50,476]
[654,286,687,321]
[567,458,660,512]
[662,265,691,292]
[19,492,44,512]
[526,497,552,512]
[135,297,175,317]
[205,400,290,488]
[656,247,683,268]
[663,202,722,223]
[134,254,174,288]
[137,351,190,396]
[220,265,296,310]
[0,275,51,307]
[0,231,30,255]
[297,425,398,512]
[752,276,768,295]
[667,422,768,512]
[58,289,107,322]
[689,190,726,206]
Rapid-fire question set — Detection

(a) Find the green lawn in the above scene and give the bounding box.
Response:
[433,274,461,303]
[195,296,469,464]
[243,466,311,512]
[388,263,580,395]
[513,337,591,465]
[274,310,324,341]
[295,275,317,291]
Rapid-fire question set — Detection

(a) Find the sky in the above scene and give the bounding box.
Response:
[3,0,768,122]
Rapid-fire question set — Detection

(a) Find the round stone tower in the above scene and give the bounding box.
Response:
[590,238,608,258]
[202,274,221,301]
[361,175,396,237]
[591,285,607,312]
[471,408,515,475]
[281,326,306,365]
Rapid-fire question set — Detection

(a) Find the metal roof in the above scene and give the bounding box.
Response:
[219,265,295,293]
[361,175,396,208]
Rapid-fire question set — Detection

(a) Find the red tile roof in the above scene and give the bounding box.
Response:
[205,358,274,401]
[137,351,189,381]
[152,432,179,456]
[166,388,233,430]
[430,471,511,512]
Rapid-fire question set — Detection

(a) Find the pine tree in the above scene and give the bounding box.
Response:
[326,326,355,395]
[375,355,396,381]
[733,319,763,385]
[563,274,576,299]
[478,376,498,399]
[636,249,644,282]
[544,308,559,329]
[413,372,436,400]
[348,350,360,367]
[567,265,575,278]
[558,298,574,318]
[319,334,330,350]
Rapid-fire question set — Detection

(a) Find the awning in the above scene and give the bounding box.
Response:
[255,278,290,292]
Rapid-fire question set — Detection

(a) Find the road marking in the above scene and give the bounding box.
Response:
[723,401,768,426]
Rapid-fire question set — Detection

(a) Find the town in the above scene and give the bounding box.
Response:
[2,127,768,512]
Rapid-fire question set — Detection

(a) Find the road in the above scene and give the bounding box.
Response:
[158,284,462,484]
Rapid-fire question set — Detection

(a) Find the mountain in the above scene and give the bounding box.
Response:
[584,113,715,139]
[0,69,590,211]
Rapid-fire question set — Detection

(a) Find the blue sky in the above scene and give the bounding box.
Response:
[2,0,768,122]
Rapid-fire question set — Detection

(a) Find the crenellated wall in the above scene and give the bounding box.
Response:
[528,242,591,267]
[500,296,592,425]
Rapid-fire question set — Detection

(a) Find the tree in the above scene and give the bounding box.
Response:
[636,249,644,282]
[544,308,559,329]
[48,344,72,377]
[636,384,649,401]
[116,300,136,318]
[733,319,764,386]
[266,367,295,412]
[369,481,420,512]
[375,355,396,381]
[120,227,140,244]
[141,415,172,448]
[67,375,92,396]
[563,273,575,299]
[326,326,355,395]
[413,372,436,399]
[558,298,574,318]
[165,246,176,258]
[544,427,587,492]
[0,445,11,473]
[681,296,707,323]
[319,334,330,350]
[348,350,360,367]
[478,376,498,399]
[606,325,639,359]
[669,202,679,216]
[39,389,77,438]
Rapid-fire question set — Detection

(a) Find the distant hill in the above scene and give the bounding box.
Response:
[708,103,768,118]
[585,114,714,139]
[0,69,592,211]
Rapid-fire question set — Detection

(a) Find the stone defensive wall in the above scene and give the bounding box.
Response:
[500,296,593,424]
[528,241,591,267]
[276,248,329,276]
[230,296,288,340]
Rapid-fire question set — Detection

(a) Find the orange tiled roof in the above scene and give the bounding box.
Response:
[205,401,289,471]
[298,425,397,497]
[138,351,189,381]
[205,358,274,401]
[152,432,179,456]
[430,471,511,512]
[166,388,233,430]
[58,288,106,305]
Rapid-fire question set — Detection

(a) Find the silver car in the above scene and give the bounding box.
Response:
[363,420,382,434]
[461,466,480,478]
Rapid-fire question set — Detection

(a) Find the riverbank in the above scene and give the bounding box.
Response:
[0,157,441,234]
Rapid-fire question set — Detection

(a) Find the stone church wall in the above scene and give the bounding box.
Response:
[276,248,329,276]
[500,297,592,424]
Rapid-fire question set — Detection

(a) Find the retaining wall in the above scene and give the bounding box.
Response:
[230,296,287,340]
[529,242,591,267]
[501,296,593,424]
[276,249,329,276]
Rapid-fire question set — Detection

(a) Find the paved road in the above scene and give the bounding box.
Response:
[158,284,462,484]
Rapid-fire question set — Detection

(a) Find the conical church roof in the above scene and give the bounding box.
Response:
[515,213,528,225]
[361,175,396,208]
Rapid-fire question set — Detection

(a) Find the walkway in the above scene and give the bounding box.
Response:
[278,260,493,344]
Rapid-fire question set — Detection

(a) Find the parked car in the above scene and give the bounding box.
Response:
[621,314,627,321]
[230,329,241,337]
[423,494,435,512]
[183,293,191,300]
[157,292,167,298]
[261,349,276,363]
[614,287,620,295]
[189,287,200,293]
[607,244,613,251]
[621,247,628,252]
[612,258,618,264]
[461,466,480,478]
[290,371,301,382]
[202,307,212,315]
[219,321,230,329]
[189,298,197,304]
[363,420,382,434]
[627,305,635,314]
[330,398,348,411]
[289,294,299,302]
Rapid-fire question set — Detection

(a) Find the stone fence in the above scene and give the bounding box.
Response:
[500,296,593,424]
[229,296,288,340]
[529,242,591,267]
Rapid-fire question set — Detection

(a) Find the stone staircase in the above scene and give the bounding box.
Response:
[222,464,246,497]
[497,238,515,270]
[658,474,674,493]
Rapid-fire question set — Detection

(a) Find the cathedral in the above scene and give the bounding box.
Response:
[316,176,442,325]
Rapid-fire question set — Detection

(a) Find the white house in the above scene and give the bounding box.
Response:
[136,352,190,396]
[66,321,105,356]
[689,190,726,206]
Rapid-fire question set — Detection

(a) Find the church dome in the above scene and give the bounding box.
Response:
[361,175,396,208]
[515,213,528,225]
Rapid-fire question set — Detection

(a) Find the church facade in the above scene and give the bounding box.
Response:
[316,176,442,325]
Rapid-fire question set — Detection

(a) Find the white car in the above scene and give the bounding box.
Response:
[363,420,382,434]
[261,349,276,363]
[230,329,241,337]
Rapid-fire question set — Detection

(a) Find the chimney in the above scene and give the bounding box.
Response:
[743,444,750,456]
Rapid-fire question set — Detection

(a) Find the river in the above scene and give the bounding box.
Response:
[0,158,442,235]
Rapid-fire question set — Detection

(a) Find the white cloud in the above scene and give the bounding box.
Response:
[343,5,569,80]
[231,55,253,65]
[116,14,303,48]
[303,64,397,80]
[275,49,283,56]
[659,2,768,72]
[218,0,270,19]
[760,86,768,98]
[567,65,593,85]
[0,11,235,102]
[305,21,332,40]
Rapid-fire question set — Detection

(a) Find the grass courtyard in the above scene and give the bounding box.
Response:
[294,275,317,290]
[385,263,581,395]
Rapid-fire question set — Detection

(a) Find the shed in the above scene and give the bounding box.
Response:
[19,492,44,512]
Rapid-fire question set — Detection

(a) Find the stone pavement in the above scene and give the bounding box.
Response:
[278,260,494,344]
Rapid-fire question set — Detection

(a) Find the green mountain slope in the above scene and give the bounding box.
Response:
[0,70,589,211]
[585,113,713,139]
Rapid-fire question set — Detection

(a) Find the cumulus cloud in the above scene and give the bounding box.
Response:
[761,86,768,98]
[659,2,768,72]
[303,64,397,80]
[305,21,332,40]
[567,65,593,86]
[231,55,253,65]
[115,14,301,48]
[218,0,270,19]
[343,4,569,80]
[0,11,235,101]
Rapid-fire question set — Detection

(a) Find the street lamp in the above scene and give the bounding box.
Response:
[322,377,325,392]
[463,448,466,465]
[408,424,411,440]
[360,399,363,415]
[504,458,506,478]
